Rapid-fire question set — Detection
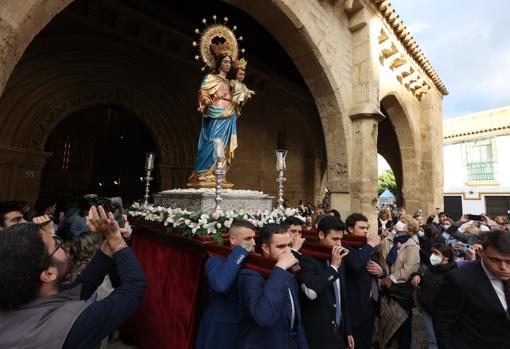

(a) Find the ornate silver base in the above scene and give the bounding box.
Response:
[153,188,274,213]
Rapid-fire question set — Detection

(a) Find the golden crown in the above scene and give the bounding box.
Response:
[234,58,248,70]
[192,15,246,70]
[210,41,235,57]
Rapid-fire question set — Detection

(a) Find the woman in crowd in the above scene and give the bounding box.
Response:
[377,215,420,349]
[411,243,456,349]
[494,215,509,231]
[65,231,104,282]
[377,208,392,235]
[418,224,443,267]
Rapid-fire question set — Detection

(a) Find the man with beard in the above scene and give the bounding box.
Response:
[237,223,309,348]
[0,206,147,349]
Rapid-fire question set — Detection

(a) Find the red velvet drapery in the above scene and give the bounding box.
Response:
[121,225,368,348]
[122,232,205,349]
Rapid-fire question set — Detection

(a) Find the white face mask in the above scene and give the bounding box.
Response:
[394,221,407,232]
[429,254,443,266]
[417,231,425,238]
[442,224,451,230]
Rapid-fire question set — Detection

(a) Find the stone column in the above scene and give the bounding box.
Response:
[349,112,385,234]
[0,145,52,204]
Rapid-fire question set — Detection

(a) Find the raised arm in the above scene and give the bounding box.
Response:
[299,256,338,299]
[63,206,147,348]
[63,247,147,348]
[238,267,292,327]
[206,246,249,294]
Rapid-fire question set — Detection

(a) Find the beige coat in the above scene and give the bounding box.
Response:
[378,234,420,283]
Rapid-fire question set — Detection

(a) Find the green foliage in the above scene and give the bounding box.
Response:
[378,170,396,195]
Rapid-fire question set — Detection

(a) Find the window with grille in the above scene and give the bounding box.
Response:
[464,138,496,181]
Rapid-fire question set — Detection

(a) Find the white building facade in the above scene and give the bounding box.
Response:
[443,107,510,220]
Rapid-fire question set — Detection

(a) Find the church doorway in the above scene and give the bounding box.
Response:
[378,105,404,207]
[39,106,159,204]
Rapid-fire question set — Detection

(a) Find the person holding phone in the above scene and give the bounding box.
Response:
[445,214,482,246]
[299,216,354,349]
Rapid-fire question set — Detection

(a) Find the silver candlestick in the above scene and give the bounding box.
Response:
[143,153,156,206]
[213,138,226,212]
[275,149,288,210]
[215,160,225,212]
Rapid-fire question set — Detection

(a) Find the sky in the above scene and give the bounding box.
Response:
[390,0,510,119]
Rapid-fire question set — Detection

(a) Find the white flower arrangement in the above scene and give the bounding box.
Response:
[127,202,305,243]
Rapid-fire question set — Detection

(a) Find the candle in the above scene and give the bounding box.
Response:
[145,153,156,171]
[276,149,287,171]
[213,138,225,161]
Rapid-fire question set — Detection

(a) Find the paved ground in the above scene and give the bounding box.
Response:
[108,310,428,349]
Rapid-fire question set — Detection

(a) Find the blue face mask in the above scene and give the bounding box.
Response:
[417,231,425,238]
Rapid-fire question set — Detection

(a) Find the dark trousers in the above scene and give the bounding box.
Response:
[392,297,413,349]
[334,323,347,349]
[351,301,377,349]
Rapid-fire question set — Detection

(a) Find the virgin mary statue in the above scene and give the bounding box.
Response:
[187,21,250,188]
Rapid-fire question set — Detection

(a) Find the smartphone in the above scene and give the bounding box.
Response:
[460,243,471,251]
[468,214,482,221]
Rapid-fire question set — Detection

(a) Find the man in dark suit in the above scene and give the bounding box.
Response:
[433,230,510,349]
[195,219,256,349]
[283,216,306,255]
[344,213,383,349]
[300,216,354,349]
[238,223,309,349]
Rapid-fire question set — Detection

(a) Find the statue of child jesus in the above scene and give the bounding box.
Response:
[230,58,255,116]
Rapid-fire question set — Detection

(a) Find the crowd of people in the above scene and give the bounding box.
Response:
[196,206,510,349]
[0,198,509,349]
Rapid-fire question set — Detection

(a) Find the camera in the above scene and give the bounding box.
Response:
[449,240,471,251]
[467,214,483,221]
[84,195,125,228]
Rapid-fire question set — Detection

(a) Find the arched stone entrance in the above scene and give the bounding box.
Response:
[40,105,160,202]
[379,93,426,214]
[0,0,332,207]
[0,0,447,222]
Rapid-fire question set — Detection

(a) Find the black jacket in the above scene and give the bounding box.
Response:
[416,262,457,313]
[344,245,380,326]
[433,260,510,349]
[418,236,448,267]
[299,255,351,349]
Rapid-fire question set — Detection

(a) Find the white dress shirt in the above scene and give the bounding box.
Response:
[288,288,295,330]
[481,259,508,313]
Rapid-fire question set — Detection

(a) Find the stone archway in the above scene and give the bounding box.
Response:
[0,31,201,202]
[380,93,421,212]
[0,0,74,95]
[228,0,351,193]
[0,0,352,209]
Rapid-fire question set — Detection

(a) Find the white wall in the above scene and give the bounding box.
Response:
[443,134,510,214]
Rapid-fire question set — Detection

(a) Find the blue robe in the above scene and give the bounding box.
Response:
[194,105,237,174]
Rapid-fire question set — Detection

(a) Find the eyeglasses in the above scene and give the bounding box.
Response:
[42,235,64,269]
[486,255,510,266]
